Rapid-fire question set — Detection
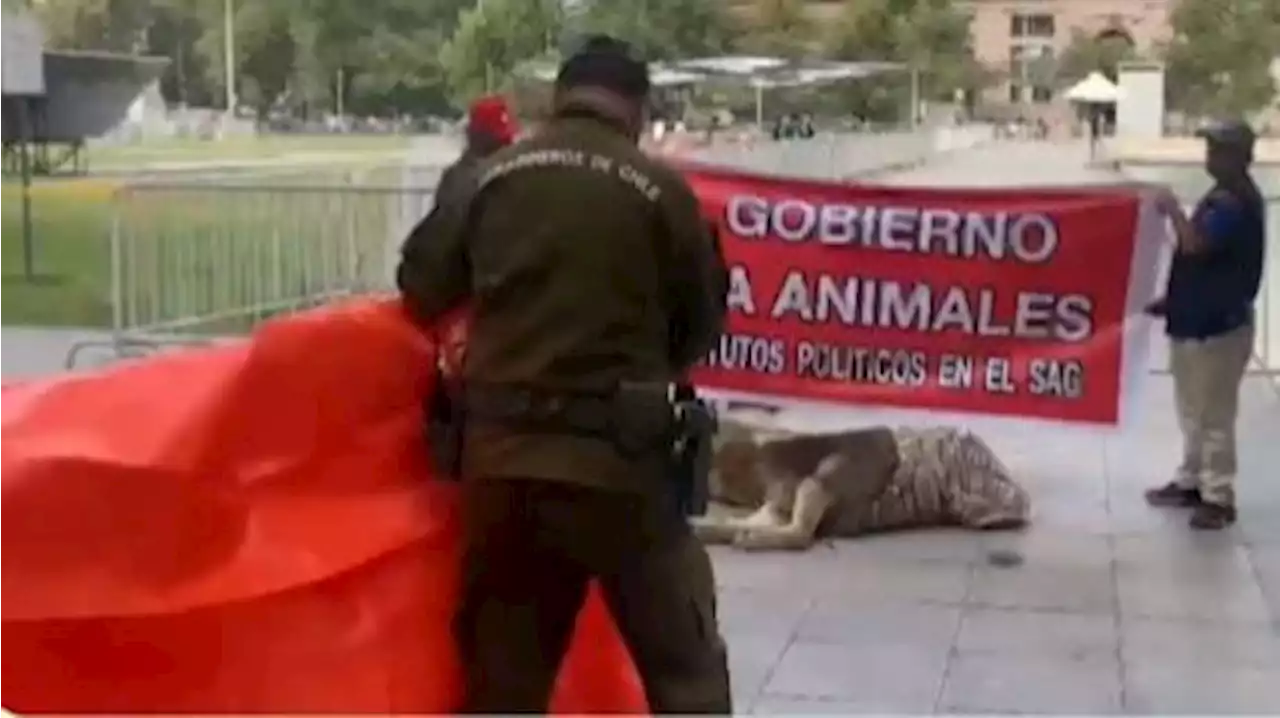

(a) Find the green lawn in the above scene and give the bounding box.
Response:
[2,167,429,329]
[2,180,116,326]
[87,134,414,170]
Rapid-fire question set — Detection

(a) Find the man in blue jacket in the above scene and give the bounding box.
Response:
[1144,120,1266,530]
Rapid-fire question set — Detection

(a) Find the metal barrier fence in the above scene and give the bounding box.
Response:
[1246,195,1276,387]
[63,160,1279,395]
[64,174,436,368]
[1145,195,1279,391]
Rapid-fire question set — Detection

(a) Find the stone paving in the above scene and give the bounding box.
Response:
[716,373,1280,714]
[4,140,1279,714]
[689,126,996,182]
[1,327,117,379]
[714,141,1280,715]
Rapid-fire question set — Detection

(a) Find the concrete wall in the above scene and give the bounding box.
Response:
[685,126,995,181]
[1116,63,1164,140]
[1107,137,1280,164]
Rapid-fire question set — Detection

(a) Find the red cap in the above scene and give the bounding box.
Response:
[467,95,518,145]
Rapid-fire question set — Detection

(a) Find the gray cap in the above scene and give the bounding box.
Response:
[1196,119,1257,150]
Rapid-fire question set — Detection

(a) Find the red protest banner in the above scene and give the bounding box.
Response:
[684,165,1157,426]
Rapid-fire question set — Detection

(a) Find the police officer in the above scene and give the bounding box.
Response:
[396,35,732,714]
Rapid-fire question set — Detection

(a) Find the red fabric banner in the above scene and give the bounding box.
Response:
[0,299,646,714]
[683,165,1157,426]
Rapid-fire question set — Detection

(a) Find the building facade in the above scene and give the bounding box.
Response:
[724,0,1176,113]
[959,0,1174,107]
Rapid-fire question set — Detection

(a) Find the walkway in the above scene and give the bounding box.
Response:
[716,141,1280,714]
[689,125,994,181]
[1,327,114,379]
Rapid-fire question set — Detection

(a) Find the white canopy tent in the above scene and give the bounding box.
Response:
[672,57,907,127]
[517,61,708,87]
[673,55,789,76]
[1065,71,1125,160]
[1064,71,1124,104]
[515,54,907,128]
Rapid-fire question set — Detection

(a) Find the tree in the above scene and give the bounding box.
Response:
[188,0,466,117]
[345,21,452,117]
[824,0,980,121]
[438,0,564,106]
[187,0,297,113]
[1162,0,1280,117]
[737,0,814,59]
[34,0,157,52]
[32,0,224,107]
[893,0,975,96]
[339,0,472,115]
[1054,29,1137,85]
[572,0,735,61]
[143,0,214,106]
[29,0,475,116]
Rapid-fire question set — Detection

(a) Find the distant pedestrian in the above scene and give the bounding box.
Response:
[1088,108,1102,157]
[796,113,816,140]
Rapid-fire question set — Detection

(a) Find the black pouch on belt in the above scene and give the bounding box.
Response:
[611,380,680,457]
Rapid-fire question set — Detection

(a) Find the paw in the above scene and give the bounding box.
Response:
[732,529,811,552]
[731,530,777,551]
[690,517,738,544]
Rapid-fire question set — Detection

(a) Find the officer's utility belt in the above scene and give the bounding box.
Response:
[462,382,678,457]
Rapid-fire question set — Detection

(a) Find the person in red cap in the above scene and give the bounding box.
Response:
[434,94,519,207]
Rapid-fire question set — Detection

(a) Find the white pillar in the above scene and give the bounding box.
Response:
[223,0,236,114]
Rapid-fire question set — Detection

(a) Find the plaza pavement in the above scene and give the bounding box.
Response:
[716,141,1280,715]
[2,140,1278,714]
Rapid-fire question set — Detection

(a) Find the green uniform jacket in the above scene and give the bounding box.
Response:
[397,111,728,493]
[433,147,484,210]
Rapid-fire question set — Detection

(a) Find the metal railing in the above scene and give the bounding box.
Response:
[1250,195,1277,387]
[1146,195,1279,391]
[64,171,436,368]
[62,158,1278,395]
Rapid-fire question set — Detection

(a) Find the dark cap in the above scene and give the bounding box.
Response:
[1196,119,1257,150]
[555,34,651,100]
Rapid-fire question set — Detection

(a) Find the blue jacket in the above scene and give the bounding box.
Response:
[1164,179,1266,340]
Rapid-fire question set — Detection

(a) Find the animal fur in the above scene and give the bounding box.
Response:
[691,418,1030,552]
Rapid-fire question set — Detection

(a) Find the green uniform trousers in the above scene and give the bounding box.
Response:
[455,478,732,714]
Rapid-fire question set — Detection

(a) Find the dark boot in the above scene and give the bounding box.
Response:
[1189,502,1237,530]
[1144,482,1202,508]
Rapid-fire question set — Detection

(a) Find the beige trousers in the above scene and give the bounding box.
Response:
[1170,321,1255,506]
